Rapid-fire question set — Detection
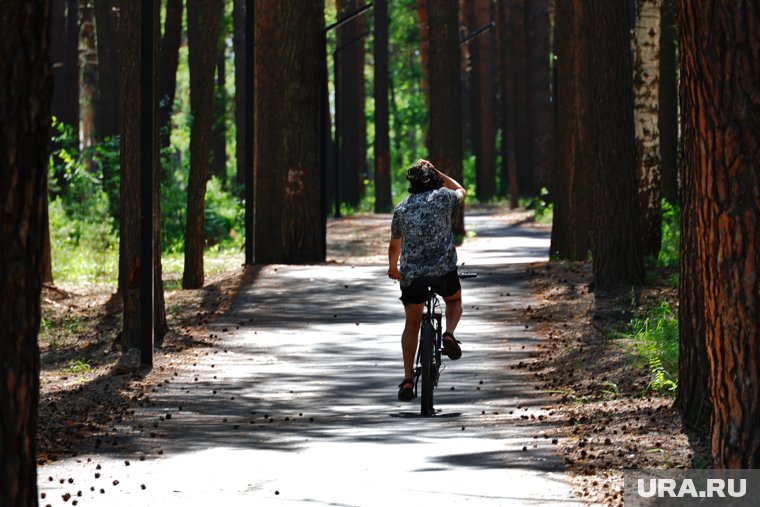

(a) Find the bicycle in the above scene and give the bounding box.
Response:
[413,272,476,416]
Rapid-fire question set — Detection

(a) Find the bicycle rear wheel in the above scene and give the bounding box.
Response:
[419,321,436,416]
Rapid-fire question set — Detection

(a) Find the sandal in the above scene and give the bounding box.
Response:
[442,332,462,360]
[397,377,415,401]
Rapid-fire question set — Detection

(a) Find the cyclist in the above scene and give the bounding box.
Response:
[387,159,467,402]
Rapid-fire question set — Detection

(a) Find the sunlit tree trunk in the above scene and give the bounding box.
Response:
[183,0,224,289]
[254,0,325,263]
[0,2,51,503]
[374,0,392,213]
[679,0,760,468]
[588,0,645,290]
[428,0,465,237]
[549,0,592,260]
[634,0,663,258]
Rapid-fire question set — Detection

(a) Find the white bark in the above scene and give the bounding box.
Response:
[633,0,662,254]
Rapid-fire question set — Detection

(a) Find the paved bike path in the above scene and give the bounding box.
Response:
[39,211,582,506]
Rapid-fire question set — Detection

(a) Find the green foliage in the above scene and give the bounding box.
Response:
[204,176,244,251]
[519,187,554,223]
[64,359,92,374]
[626,301,679,395]
[657,199,680,267]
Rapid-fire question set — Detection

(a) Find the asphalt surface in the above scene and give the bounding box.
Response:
[38,210,583,506]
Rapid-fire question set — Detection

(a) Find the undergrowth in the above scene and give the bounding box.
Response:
[624,301,679,395]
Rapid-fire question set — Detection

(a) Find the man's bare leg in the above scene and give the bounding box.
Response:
[401,303,424,380]
[443,290,463,336]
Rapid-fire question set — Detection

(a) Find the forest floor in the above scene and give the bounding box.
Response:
[37,204,709,506]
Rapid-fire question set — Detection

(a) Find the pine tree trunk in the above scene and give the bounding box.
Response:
[588,0,645,290]
[0,2,52,503]
[233,0,246,188]
[119,0,141,348]
[549,0,593,260]
[466,0,496,202]
[659,0,678,205]
[373,0,392,213]
[336,0,367,209]
[496,0,519,208]
[95,0,121,141]
[511,0,534,197]
[183,0,224,289]
[254,0,325,263]
[211,36,228,182]
[634,0,663,258]
[676,104,708,428]
[428,0,465,238]
[416,0,430,148]
[150,0,167,344]
[526,0,553,195]
[158,0,183,152]
[679,0,760,468]
[95,0,122,229]
[81,2,99,173]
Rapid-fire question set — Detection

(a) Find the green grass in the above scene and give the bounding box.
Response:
[624,301,679,395]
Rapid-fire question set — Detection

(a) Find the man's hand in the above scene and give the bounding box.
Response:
[388,236,401,281]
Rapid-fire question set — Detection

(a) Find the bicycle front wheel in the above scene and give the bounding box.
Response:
[420,321,436,416]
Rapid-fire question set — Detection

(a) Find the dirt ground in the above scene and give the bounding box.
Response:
[37,206,709,506]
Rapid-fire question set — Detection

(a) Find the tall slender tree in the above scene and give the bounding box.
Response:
[374,0,393,213]
[549,0,593,260]
[118,0,166,347]
[336,0,367,209]
[588,0,645,290]
[232,0,246,187]
[183,0,224,289]
[510,0,533,196]
[95,0,121,142]
[158,0,184,152]
[658,0,678,204]
[118,0,141,348]
[211,20,229,183]
[680,0,760,467]
[633,0,664,258]
[467,0,496,201]
[428,0,465,237]
[525,0,553,195]
[254,0,325,263]
[0,1,52,503]
[496,0,519,208]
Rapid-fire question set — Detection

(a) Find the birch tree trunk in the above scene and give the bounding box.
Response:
[633,0,663,258]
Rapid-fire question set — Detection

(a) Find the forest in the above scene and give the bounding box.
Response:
[1,0,759,505]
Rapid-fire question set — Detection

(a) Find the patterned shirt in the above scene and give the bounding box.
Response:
[391,187,461,286]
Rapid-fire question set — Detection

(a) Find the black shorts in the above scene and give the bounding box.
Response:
[400,270,461,305]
